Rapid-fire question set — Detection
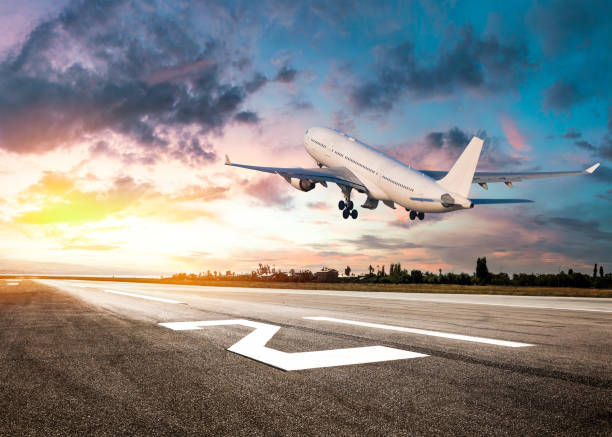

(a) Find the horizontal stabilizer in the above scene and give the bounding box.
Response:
[470,198,534,205]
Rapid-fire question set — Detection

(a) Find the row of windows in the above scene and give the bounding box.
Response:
[312,139,327,149]
[345,155,375,174]
[382,175,414,192]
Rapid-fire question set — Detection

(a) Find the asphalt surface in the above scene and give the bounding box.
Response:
[1,279,610,436]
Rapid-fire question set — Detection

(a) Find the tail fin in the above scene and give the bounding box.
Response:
[437,136,483,197]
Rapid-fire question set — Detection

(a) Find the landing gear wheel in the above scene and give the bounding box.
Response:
[347,200,354,210]
[342,209,350,219]
[338,200,346,210]
[417,212,425,220]
[351,209,358,219]
[409,210,417,220]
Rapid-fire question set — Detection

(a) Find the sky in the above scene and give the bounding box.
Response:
[0,0,611,276]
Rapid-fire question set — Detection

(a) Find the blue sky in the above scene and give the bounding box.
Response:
[0,0,610,275]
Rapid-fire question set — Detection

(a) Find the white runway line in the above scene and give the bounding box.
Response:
[6,282,20,286]
[103,289,183,304]
[160,319,427,370]
[305,317,533,348]
[458,302,612,313]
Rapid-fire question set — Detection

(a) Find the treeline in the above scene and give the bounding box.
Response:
[358,258,611,289]
[169,258,612,289]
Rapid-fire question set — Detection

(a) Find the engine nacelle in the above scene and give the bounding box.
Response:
[287,178,316,192]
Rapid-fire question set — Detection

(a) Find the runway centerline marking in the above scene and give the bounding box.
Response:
[6,282,20,286]
[304,317,533,348]
[159,319,427,371]
[103,289,183,304]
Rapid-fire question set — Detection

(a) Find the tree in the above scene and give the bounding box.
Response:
[368,265,374,275]
[345,266,351,277]
[593,264,598,278]
[600,265,604,278]
[410,269,423,283]
[476,257,490,284]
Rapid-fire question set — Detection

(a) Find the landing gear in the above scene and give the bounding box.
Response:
[409,210,425,220]
[338,185,359,220]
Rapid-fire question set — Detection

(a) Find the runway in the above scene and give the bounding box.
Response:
[1,279,610,435]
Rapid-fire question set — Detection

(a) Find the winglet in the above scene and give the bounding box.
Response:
[225,154,231,165]
[584,163,600,174]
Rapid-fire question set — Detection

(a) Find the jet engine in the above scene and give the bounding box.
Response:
[287,178,316,192]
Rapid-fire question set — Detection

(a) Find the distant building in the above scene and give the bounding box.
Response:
[314,268,338,282]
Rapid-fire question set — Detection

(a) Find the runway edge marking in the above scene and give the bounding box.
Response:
[159,319,427,371]
[304,317,533,347]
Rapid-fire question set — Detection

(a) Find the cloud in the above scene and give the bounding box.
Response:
[274,65,298,83]
[384,126,528,171]
[574,140,597,152]
[528,0,610,55]
[572,102,612,161]
[0,0,271,160]
[543,216,612,243]
[543,81,584,111]
[562,129,582,139]
[349,25,532,112]
[500,116,529,152]
[12,171,227,225]
[62,243,119,251]
[341,234,422,251]
[597,189,612,202]
[330,110,356,133]
[15,172,151,224]
[170,184,229,202]
[243,175,293,208]
[234,110,260,124]
[306,201,329,211]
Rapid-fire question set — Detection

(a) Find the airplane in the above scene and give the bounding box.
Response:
[225,127,600,220]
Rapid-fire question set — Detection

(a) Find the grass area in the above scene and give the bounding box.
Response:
[3,276,612,298]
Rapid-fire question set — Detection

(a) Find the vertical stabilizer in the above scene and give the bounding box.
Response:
[437,136,483,197]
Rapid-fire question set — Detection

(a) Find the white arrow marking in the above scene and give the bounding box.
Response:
[103,289,183,304]
[304,317,533,347]
[159,319,426,371]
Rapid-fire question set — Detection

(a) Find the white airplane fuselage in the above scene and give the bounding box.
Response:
[304,127,469,213]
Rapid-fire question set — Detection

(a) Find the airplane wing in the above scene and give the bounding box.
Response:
[470,198,534,204]
[420,163,600,185]
[225,155,368,192]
